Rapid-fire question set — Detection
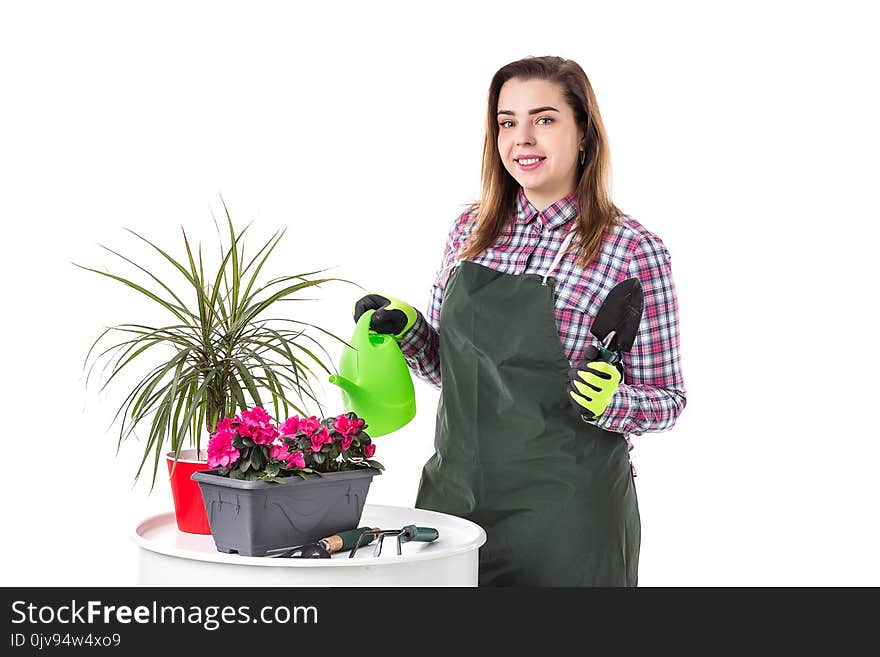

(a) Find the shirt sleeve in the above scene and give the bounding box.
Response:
[586,233,688,436]
[398,209,475,389]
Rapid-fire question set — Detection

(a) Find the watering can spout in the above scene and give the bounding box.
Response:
[328,374,358,396]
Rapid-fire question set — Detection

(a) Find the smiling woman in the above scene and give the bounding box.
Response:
[352,55,686,587]
[458,56,621,269]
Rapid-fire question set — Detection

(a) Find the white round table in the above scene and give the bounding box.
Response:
[133,503,486,586]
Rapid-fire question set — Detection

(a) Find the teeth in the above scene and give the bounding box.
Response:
[518,157,542,165]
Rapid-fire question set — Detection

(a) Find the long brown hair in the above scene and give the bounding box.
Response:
[457,56,624,269]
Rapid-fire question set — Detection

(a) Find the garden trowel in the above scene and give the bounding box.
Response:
[588,277,644,362]
[578,277,644,419]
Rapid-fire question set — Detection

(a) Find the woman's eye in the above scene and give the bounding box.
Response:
[499,117,553,128]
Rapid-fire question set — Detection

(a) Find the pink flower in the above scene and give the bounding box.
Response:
[215,415,241,434]
[333,414,361,437]
[268,442,290,463]
[253,425,279,445]
[298,415,320,436]
[207,428,240,469]
[278,416,300,437]
[341,434,354,451]
[290,450,306,469]
[269,442,306,470]
[364,443,376,458]
[239,406,278,445]
[310,427,331,453]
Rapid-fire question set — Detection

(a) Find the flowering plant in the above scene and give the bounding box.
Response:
[207,406,383,483]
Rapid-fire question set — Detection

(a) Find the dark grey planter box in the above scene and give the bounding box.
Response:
[191,467,380,557]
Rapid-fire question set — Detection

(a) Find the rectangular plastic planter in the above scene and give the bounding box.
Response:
[191,467,380,557]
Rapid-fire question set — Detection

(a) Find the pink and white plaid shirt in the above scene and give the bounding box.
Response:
[399,186,687,473]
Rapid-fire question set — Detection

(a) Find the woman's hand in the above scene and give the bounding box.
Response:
[567,347,623,419]
[353,293,418,341]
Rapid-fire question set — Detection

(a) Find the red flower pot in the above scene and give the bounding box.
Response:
[167,449,212,534]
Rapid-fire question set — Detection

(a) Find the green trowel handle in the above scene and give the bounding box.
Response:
[335,527,380,551]
[598,344,618,364]
[579,343,620,423]
[587,343,618,365]
[401,525,439,543]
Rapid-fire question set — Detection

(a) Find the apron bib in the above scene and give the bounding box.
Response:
[415,228,641,586]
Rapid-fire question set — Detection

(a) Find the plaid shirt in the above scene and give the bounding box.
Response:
[399,186,687,472]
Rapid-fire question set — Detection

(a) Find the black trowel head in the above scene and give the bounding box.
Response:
[590,277,644,353]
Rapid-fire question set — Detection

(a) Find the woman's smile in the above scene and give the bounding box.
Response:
[515,156,547,170]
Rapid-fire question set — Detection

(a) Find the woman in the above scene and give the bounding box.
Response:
[353,56,687,586]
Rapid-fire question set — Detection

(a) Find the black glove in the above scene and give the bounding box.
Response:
[352,293,418,341]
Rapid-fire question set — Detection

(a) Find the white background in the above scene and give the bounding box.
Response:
[1,0,877,587]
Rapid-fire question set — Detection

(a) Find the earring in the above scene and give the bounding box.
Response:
[579,148,585,165]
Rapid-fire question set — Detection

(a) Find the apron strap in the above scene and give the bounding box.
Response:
[541,227,578,286]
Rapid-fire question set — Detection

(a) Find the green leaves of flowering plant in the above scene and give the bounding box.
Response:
[208,407,384,483]
[75,197,361,490]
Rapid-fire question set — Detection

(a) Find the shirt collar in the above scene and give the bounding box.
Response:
[514,186,578,231]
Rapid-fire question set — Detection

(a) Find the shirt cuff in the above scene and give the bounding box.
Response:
[397,311,431,359]
[591,384,637,435]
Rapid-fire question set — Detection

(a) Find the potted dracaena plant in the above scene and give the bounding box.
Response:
[75,198,360,533]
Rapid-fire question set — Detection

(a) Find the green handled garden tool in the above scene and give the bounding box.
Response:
[578,277,644,421]
[348,525,440,558]
[267,526,381,559]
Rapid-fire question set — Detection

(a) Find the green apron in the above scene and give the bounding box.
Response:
[415,228,641,586]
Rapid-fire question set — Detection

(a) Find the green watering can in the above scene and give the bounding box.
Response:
[328,309,416,437]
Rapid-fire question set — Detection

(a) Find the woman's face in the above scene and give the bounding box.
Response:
[496,77,583,210]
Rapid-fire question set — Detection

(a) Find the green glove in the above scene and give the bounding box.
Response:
[353,293,418,341]
[567,357,623,419]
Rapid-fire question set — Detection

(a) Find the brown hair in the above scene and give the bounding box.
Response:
[457,55,624,269]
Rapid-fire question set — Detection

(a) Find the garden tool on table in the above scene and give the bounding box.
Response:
[267,526,381,559]
[573,277,645,422]
[348,525,440,558]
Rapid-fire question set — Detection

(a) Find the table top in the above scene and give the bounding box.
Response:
[133,504,486,568]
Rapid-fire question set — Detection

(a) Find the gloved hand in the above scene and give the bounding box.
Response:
[567,345,624,420]
[353,293,418,342]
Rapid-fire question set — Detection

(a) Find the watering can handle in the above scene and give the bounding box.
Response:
[356,294,418,341]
